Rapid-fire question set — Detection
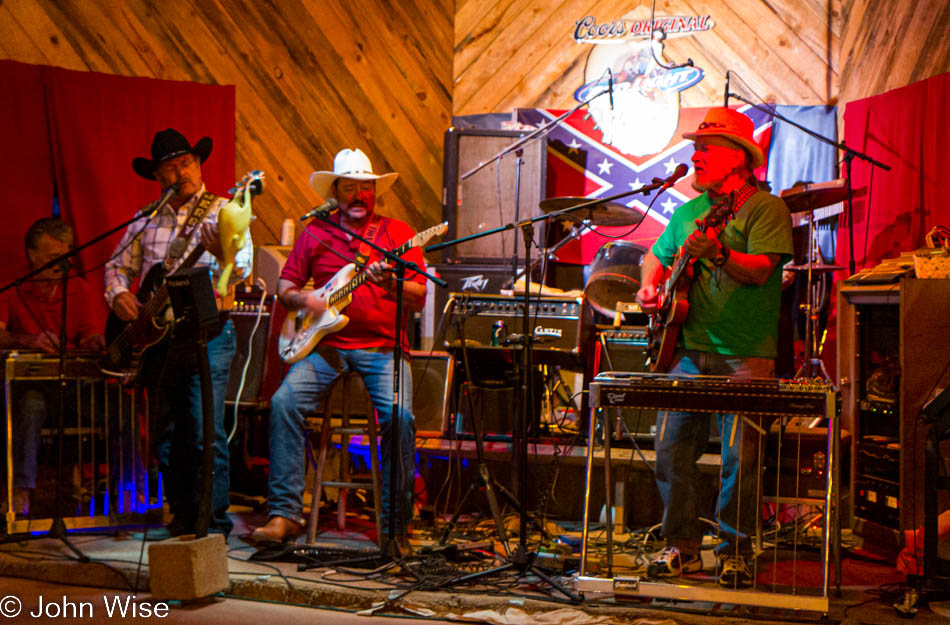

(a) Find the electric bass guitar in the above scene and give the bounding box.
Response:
[645,194,734,373]
[278,221,447,364]
[101,171,264,379]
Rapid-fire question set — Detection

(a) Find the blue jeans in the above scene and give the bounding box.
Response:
[12,384,49,490]
[654,350,774,556]
[150,319,236,535]
[268,346,416,534]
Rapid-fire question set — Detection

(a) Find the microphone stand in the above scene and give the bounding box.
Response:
[426,176,675,600]
[302,212,444,565]
[0,207,160,555]
[725,92,891,276]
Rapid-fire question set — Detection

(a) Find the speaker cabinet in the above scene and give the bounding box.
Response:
[442,128,547,263]
[452,365,544,440]
[410,351,454,437]
[226,295,281,407]
[587,327,656,442]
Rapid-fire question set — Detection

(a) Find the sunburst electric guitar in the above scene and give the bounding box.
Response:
[645,195,735,373]
[278,221,447,364]
[101,171,264,378]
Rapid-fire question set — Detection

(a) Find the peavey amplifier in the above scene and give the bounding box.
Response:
[443,293,584,369]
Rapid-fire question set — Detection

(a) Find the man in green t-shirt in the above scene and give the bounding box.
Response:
[635,108,793,588]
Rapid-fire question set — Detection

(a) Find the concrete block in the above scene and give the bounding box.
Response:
[148,534,229,600]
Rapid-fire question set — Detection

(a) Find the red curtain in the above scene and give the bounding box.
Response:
[0,61,235,331]
[0,61,56,285]
[44,67,235,328]
[837,71,950,270]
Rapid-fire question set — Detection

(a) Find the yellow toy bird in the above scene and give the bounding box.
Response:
[216,170,263,296]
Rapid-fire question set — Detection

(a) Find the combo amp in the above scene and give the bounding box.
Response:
[585,326,660,444]
[442,293,577,438]
[226,288,283,407]
[443,293,584,370]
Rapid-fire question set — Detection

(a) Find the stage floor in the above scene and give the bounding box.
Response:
[0,502,946,625]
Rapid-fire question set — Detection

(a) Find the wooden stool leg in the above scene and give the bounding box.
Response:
[307,409,333,544]
[367,410,384,546]
[338,376,351,531]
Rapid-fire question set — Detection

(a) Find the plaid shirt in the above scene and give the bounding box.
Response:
[104,184,253,306]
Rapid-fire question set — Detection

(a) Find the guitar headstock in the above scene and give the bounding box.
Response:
[229,170,265,198]
[410,221,448,248]
[702,194,735,234]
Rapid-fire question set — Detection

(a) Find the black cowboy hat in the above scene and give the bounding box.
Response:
[132,128,213,180]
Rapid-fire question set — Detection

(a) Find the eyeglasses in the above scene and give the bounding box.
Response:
[156,156,197,176]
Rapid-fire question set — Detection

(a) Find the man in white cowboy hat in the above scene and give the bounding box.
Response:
[635,108,793,588]
[104,128,253,539]
[251,148,426,549]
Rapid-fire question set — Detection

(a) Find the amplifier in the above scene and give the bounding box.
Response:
[443,293,584,369]
[587,327,652,443]
[765,421,852,499]
[855,474,900,529]
[226,292,282,407]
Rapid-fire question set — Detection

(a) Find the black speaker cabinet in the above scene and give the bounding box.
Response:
[410,351,454,437]
[588,327,656,442]
[442,128,547,263]
[226,296,279,407]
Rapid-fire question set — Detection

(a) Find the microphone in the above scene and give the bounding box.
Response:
[607,69,614,110]
[724,70,731,107]
[300,197,339,221]
[142,183,179,219]
[659,164,689,193]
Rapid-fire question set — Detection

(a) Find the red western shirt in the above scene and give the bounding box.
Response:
[280,213,427,350]
[0,276,102,349]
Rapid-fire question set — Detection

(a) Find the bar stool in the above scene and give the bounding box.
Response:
[306,372,383,545]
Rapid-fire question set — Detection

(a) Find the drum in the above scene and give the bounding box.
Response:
[584,241,646,317]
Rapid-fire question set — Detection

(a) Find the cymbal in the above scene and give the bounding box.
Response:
[785,263,845,273]
[538,196,642,227]
[779,179,865,214]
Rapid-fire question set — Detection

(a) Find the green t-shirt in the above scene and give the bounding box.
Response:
[651,189,793,358]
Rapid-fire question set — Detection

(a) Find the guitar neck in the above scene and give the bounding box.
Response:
[328,240,413,306]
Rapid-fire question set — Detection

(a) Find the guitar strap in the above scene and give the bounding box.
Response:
[355,214,384,266]
[164,190,219,272]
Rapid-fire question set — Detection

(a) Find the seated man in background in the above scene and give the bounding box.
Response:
[0,217,105,516]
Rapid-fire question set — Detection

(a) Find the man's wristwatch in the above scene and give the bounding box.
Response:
[712,243,731,267]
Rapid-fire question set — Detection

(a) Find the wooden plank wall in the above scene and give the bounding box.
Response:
[455,0,950,119]
[839,0,950,105]
[455,0,843,115]
[0,0,453,246]
[2,0,949,246]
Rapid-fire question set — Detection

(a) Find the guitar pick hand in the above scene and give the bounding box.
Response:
[684,224,721,259]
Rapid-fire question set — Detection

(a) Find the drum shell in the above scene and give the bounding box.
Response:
[585,241,646,317]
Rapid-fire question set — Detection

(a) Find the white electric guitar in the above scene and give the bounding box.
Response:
[278,221,447,363]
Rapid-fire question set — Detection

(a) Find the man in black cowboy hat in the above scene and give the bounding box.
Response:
[104,128,253,538]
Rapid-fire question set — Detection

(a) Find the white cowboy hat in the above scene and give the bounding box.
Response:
[308,148,399,199]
